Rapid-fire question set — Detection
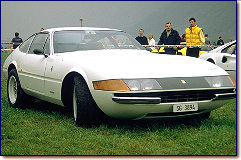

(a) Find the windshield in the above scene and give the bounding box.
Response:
[221,43,236,55]
[53,30,144,53]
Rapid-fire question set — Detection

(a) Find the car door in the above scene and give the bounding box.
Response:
[18,33,49,95]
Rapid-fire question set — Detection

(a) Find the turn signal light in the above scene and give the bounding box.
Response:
[93,79,130,91]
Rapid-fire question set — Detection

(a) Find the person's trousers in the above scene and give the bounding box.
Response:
[164,48,176,55]
[186,48,200,58]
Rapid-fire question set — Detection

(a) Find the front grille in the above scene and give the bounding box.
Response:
[114,89,234,103]
[158,90,214,103]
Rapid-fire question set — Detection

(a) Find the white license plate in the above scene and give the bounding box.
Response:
[173,103,198,113]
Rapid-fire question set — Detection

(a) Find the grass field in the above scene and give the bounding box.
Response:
[1,51,237,155]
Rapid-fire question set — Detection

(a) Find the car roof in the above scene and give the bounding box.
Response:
[43,27,123,32]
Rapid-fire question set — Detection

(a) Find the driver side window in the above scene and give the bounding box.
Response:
[28,33,49,54]
[19,35,35,53]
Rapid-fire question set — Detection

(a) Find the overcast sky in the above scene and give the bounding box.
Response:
[1,1,236,43]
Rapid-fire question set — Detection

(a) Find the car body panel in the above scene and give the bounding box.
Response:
[56,50,228,80]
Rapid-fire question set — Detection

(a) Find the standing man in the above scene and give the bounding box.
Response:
[205,34,210,45]
[217,36,224,46]
[135,29,148,45]
[185,18,205,58]
[11,32,23,49]
[158,22,181,55]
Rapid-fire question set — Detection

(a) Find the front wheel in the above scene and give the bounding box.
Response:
[72,76,103,126]
[7,69,27,108]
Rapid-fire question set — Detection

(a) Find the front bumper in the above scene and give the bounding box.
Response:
[92,88,236,120]
[112,92,236,104]
[213,93,236,100]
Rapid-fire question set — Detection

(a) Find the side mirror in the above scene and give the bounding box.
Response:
[33,49,48,57]
[33,48,44,54]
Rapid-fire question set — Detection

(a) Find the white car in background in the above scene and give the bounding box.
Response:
[200,40,236,81]
[3,27,236,126]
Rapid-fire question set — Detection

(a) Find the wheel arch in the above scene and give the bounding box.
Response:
[207,58,216,64]
[61,70,89,107]
[8,61,18,74]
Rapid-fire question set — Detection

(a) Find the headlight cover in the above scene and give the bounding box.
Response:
[124,79,162,91]
[93,79,162,91]
[205,76,235,88]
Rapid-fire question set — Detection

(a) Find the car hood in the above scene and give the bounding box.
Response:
[57,49,228,80]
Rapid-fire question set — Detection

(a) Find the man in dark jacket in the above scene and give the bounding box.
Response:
[135,29,148,45]
[158,22,181,54]
[11,32,23,49]
[217,36,224,46]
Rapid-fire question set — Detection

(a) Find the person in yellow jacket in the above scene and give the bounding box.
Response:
[185,18,205,58]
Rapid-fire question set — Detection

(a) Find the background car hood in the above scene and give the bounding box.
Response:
[58,49,228,80]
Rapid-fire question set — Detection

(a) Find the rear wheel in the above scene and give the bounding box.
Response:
[72,76,103,126]
[7,69,28,108]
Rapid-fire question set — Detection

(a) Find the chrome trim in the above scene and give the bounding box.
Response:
[213,93,236,100]
[113,87,235,93]
[113,90,236,104]
[112,96,161,104]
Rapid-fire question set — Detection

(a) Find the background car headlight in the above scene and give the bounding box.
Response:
[205,76,235,88]
[124,79,162,91]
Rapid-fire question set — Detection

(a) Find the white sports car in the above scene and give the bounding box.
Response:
[200,40,236,81]
[3,27,236,126]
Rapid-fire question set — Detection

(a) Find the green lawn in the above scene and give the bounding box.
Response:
[1,51,237,155]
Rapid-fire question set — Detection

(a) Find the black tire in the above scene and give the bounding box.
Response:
[7,69,28,108]
[72,75,103,126]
